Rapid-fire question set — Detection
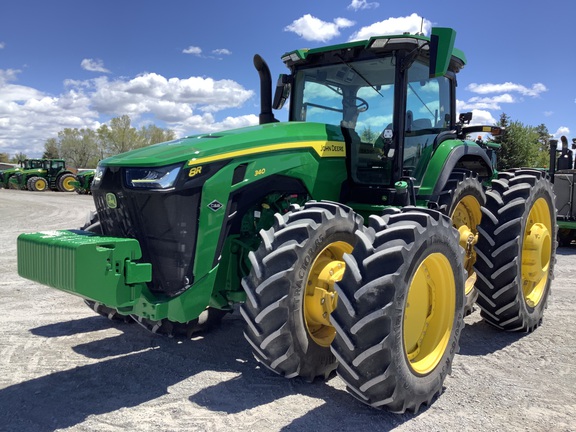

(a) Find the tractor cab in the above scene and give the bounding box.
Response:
[44,159,66,175]
[274,29,464,205]
[266,28,499,207]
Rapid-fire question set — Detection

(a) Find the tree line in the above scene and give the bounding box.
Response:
[0,112,560,170]
[490,113,551,170]
[0,115,175,168]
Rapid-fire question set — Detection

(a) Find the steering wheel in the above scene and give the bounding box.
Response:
[356,97,369,112]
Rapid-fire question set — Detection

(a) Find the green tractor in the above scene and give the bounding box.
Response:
[0,159,45,189]
[72,169,96,194]
[549,138,576,246]
[10,158,77,192]
[17,27,556,413]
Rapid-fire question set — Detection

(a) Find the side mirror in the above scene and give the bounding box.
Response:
[272,74,292,110]
[429,27,456,78]
[459,112,473,125]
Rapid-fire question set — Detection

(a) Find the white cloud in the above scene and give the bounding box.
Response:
[0,68,257,157]
[458,82,547,114]
[0,69,100,156]
[554,126,570,139]
[183,46,202,55]
[455,103,496,127]
[81,58,111,73]
[284,14,355,42]
[348,0,379,10]
[212,48,231,55]
[349,13,430,41]
[88,73,254,117]
[466,82,547,97]
[0,42,5,49]
[460,94,516,111]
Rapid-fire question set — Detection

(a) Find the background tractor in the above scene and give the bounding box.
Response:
[72,169,96,194]
[17,27,556,413]
[0,159,44,189]
[10,158,77,192]
[550,138,576,246]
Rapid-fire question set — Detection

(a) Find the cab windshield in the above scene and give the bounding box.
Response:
[291,56,396,185]
[290,55,452,186]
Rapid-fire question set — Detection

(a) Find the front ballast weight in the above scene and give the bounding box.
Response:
[17,230,151,308]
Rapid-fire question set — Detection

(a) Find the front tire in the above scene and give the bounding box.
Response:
[330,208,465,413]
[58,173,76,192]
[474,169,556,332]
[241,201,364,381]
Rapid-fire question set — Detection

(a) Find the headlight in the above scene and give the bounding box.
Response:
[92,165,106,188]
[124,163,182,189]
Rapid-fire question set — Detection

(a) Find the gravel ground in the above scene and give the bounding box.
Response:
[1,188,575,432]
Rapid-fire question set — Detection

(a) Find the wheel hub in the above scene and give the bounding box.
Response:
[521,198,553,308]
[452,196,481,295]
[404,253,455,375]
[304,241,352,347]
[305,258,343,327]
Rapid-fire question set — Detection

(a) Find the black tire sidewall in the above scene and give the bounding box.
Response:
[242,201,363,380]
[391,237,464,396]
[475,170,557,331]
[515,176,556,323]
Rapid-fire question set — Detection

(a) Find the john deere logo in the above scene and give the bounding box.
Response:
[106,193,118,209]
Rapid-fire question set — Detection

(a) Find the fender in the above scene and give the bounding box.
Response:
[418,140,493,200]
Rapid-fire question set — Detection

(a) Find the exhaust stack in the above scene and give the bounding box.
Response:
[253,54,277,125]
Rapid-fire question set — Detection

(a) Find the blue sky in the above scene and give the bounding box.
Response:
[1,0,574,158]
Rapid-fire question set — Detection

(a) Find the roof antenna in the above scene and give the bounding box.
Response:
[419,17,424,35]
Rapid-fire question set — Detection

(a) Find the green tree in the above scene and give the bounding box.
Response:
[43,138,60,159]
[10,152,27,163]
[494,113,546,170]
[534,123,552,168]
[97,115,144,157]
[58,128,99,168]
[360,126,378,143]
[0,153,9,163]
[139,124,176,146]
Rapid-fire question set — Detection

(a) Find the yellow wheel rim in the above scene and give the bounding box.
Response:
[404,252,456,375]
[35,179,47,191]
[62,176,75,191]
[521,198,552,308]
[304,241,353,347]
[451,195,482,295]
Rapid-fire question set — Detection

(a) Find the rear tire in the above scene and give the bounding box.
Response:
[474,169,556,331]
[330,208,465,413]
[241,201,364,381]
[436,169,485,316]
[28,176,48,191]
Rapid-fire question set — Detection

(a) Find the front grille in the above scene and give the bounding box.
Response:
[93,166,202,297]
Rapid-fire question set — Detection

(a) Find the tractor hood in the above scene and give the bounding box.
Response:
[19,169,46,175]
[99,122,344,168]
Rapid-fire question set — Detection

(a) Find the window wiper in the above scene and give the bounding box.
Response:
[336,54,384,98]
